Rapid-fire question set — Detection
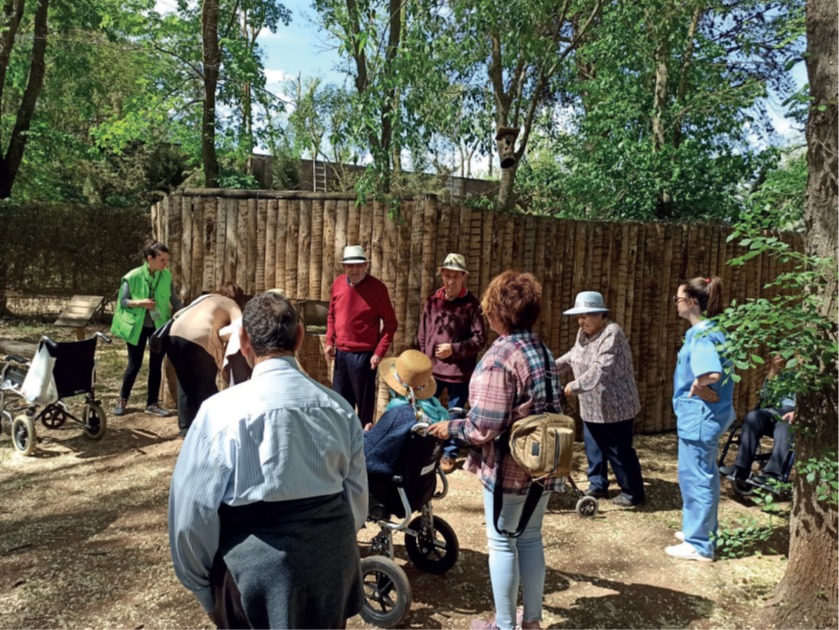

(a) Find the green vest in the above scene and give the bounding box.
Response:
[110,263,173,346]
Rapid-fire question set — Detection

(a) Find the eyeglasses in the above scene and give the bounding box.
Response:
[672,295,690,304]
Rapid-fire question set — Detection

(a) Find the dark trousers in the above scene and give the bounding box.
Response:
[584,418,646,503]
[120,325,164,406]
[435,379,470,459]
[735,407,794,478]
[210,555,349,630]
[166,336,219,436]
[332,349,376,426]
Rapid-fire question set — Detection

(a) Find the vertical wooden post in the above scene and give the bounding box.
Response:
[192,197,205,300]
[310,198,324,299]
[181,196,193,304]
[371,200,386,280]
[275,199,288,293]
[285,199,299,297]
[298,199,312,300]
[322,200,337,300]
[256,199,268,293]
[246,199,257,294]
[215,198,226,286]
[265,199,278,290]
[334,200,348,276]
[420,195,438,303]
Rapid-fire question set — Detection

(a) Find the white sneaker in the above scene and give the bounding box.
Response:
[665,542,713,562]
[675,531,684,542]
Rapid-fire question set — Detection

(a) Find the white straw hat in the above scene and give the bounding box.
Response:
[563,291,610,315]
[342,245,367,264]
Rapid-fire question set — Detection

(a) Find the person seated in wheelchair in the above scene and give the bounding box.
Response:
[720,354,795,487]
[363,350,449,514]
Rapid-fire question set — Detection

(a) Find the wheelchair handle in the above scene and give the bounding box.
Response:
[95,332,112,344]
[449,407,467,419]
[411,422,430,436]
[40,336,58,349]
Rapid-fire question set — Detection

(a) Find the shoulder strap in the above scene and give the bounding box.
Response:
[540,342,556,414]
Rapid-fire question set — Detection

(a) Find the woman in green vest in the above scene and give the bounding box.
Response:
[111,239,183,417]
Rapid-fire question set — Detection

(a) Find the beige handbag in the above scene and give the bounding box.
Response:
[509,412,575,480]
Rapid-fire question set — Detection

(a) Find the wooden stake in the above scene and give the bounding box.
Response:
[310,198,324,299]
[256,199,267,292]
[265,200,277,290]
[298,199,312,299]
[285,198,299,297]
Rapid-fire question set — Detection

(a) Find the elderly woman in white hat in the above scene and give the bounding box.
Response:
[557,291,645,507]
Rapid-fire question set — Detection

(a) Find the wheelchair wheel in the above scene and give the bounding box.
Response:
[12,415,36,456]
[82,402,107,440]
[730,478,755,497]
[359,556,411,629]
[405,515,459,575]
[576,496,599,518]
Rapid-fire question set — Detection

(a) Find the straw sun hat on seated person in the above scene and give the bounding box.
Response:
[379,349,437,401]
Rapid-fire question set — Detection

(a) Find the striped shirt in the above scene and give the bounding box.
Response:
[447,330,565,495]
[168,356,368,612]
[555,322,641,424]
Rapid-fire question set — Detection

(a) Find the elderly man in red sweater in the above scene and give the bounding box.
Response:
[325,245,398,427]
[417,253,486,473]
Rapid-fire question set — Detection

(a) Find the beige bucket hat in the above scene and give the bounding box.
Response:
[379,350,437,400]
[342,245,367,264]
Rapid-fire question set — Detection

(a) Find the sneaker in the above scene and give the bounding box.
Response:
[440,456,457,474]
[145,403,170,417]
[612,495,642,507]
[113,398,128,416]
[665,542,713,562]
[584,487,609,499]
[675,531,684,542]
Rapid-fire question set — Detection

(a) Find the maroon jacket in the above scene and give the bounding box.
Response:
[417,288,487,383]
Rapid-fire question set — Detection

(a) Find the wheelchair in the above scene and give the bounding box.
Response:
[1,333,111,456]
[360,421,459,629]
[717,419,795,498]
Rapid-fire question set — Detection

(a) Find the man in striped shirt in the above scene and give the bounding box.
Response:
[168,292,367,628]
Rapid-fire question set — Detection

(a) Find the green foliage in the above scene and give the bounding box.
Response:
[796,454,839,506]
[711,516,780,559]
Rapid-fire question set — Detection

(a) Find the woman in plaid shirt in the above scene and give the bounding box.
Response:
[430,271,561,630]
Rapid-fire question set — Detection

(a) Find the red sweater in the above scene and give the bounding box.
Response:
[326,274,398,356]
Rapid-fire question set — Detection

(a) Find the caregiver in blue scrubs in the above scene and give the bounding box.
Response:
[668,276,735,562]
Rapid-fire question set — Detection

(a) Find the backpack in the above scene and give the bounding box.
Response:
[493,341,575,538]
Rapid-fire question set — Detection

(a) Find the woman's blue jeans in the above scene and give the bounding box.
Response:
[483,485,551,630]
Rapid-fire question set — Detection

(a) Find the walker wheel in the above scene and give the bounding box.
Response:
[41,403,68,429]
[12,415,36,456]
[576,495,599,518]
[82,402,107,440]
[359,556,411,628]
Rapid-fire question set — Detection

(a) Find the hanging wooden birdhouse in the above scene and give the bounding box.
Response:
[495,127,521,169]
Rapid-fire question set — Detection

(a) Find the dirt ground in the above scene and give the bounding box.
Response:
[0,320,790,629]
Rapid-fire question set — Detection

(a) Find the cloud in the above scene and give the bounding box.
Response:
[264,69,293,85]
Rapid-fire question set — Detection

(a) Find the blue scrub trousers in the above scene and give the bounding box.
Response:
[678,434,728,558]
[434,380,469,459]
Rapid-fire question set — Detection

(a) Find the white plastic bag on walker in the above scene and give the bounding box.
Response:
[21,341,58,405]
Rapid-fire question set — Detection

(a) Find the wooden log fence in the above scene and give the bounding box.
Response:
[152,190,804,433]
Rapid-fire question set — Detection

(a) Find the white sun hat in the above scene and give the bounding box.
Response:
[342,245,367,264]
[563,291,610,315]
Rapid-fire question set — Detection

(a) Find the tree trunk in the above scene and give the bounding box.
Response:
[0,0,49,199]
[201,0,221,188]
[0,0,26,148]
[651,22,671,219]
[497,162,518,211]
[761,0,838,626]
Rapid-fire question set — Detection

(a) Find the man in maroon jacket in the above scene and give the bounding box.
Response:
[417,253,486,473]
[325,245,398,427]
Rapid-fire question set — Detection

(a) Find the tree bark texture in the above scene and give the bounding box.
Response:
[0,0,49,199]
[761,0,838,626]
[201,0,221,188]
[0,0,25,148]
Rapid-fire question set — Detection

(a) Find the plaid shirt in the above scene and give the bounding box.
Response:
[448,330,564,495]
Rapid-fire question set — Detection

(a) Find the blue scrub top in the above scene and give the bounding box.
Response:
[673,320,736,441]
